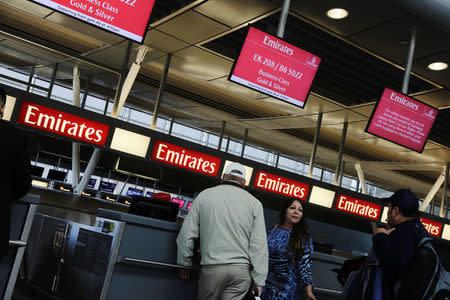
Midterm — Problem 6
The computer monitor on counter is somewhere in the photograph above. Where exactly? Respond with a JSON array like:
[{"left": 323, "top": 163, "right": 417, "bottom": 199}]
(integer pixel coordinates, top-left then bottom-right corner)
[{"left": 128, "top": 195, "right": 179, "bottom": 222}]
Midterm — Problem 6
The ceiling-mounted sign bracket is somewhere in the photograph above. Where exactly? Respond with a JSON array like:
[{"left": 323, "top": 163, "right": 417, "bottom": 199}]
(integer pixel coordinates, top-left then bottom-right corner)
[
  {"left": 277, "top": 0, "right": 291, "bottom": 38},
  {"left": 402, "top": 27, "right": 416, "bottom": 94}
]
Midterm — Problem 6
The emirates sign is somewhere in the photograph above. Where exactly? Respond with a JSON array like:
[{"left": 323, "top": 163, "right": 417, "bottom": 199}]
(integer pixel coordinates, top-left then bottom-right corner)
[
  {"left": 17, "top": 101, "right": 110, "bottom": 146},
  {"left": 335, "top": 194, "right": 381, "bottom": 221},
  {"left": 420, "top": 217, "right": 442, "bottom": 237},
  {"left": 151, "top": 140, "right": 221, "bottom": 176},
  {"left": 253, "top": 171, "right": 309, "bottom": 200}
]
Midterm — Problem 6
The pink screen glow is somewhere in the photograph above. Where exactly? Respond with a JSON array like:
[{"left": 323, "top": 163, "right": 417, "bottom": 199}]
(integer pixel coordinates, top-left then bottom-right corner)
[
  {"left": 30, "top": 0, "right": 155, "bottom": 43},
  {"left": 366, "top": 88, "right": 438, "bottom": 152},
  {"left": 229, "top": 26, "right": 320, "bottom": 108},
  {"left": 186, "top": 202, "right": 192, "bottom": 210},
  {"left": 171, "top": 198, "right": 186, "bottom": 209}
]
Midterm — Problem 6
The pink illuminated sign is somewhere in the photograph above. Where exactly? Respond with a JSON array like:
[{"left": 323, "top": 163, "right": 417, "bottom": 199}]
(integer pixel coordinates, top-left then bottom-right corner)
[
  {"left": 365, "top": 88, "right": 438, "bottom": 152},
  {"left": 228, "top": 26, "right": 321, "bottom": 108},
  {"left": 30, "top": 0, "right": 155, "bottom": 43},
  {"left": 172, "top": 198, "right": 186, "bottom": 209}
]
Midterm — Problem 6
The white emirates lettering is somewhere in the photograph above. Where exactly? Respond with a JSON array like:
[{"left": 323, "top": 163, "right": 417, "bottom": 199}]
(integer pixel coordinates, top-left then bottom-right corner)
[
  {"left": 422, "top": 221, "right": 440, "bottom": 236},
  {"left": 24, "top": 105, "right": 103, "bottom": 142},
  {"left": 337, "top": 196, "right": 379, "bottom": 219},
  {"left": 256, "top": 172, "right": 305, "bottom": 198},
  {"left": 155, "top": 143, "right": 217, "bottom": 174}
]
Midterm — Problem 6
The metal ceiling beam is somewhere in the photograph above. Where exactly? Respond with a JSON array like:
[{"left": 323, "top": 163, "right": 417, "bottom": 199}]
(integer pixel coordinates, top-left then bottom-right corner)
[
  {"left": 111, "top": 44, "right": 149, "bottom": 118},
  {"left": 439, "top": 163, "right": 449, "bottom": 218},
  {"left": 419, "top": 168, "right": 446, "bottom": 212},
  {"left": 151, "top": 53, "right": 171, "bottom": 130},
  {"left": 308, "top": 112, "right": 322, "bottom": 178},
  {"left": 333, "top": 122, "right": 348, "bottom": 185},
  {"left": 72, "top": 65, "right": 81, "bottom": 190},
  {"left": 355, "top": 161, "right": 368, "bottom": 195}
]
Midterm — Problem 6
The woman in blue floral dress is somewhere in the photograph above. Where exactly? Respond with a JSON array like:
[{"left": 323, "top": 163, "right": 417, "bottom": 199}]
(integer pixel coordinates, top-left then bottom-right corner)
[{"left": 261, "top": 198, "right": 316, "bottom": 300}]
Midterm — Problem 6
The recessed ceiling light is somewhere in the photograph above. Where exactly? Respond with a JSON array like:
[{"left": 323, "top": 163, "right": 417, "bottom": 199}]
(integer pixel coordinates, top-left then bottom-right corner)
[
  {"left": 326, "top": 8, "right": 349, "bottom": 19},
  {"left": 427, "top": 62, "right": 448, "bottom": 71}
]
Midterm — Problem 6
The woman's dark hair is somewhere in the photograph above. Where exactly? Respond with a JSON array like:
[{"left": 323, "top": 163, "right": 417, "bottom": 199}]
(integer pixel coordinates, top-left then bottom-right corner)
[{"left": 279, "top": 198, "right": 310, "bottom": 263}]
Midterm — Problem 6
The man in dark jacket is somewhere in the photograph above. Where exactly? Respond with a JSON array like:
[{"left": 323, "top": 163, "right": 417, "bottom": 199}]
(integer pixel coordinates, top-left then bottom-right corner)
[
  {"left": 0, "top": 87, "right": 32, "bottom": 256},
  {"left": 372, "top": 189, "right": 430, "bottom": 299}
]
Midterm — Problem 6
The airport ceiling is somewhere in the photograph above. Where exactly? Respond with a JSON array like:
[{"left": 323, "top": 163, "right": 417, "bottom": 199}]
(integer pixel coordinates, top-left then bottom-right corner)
[{"left": 0, "top": 0, "right": 449, "bottom": 199}]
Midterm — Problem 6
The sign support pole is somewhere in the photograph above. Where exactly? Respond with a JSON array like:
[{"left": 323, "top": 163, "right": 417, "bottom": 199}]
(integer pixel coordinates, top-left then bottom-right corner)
[
  {"left": 401, "top": 27, "right": 416, "bottom": 94},
  {"left": 151, "top": 54, "right": 171, "bottom": 130},
  {"left": 277, "top": 0, "right": 291, "bottom": 38},
  {"left": 308, "top": 112, "right": 322, "bottom": 177}
]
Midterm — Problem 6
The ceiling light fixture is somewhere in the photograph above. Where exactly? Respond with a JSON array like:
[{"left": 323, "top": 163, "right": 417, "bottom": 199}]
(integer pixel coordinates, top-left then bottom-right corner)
[
  {"left": 427, "top": 62, "right": 448, "bottom": 71},
  {"left": 326, "top": 8, "right": 349, "bottom": 19}
]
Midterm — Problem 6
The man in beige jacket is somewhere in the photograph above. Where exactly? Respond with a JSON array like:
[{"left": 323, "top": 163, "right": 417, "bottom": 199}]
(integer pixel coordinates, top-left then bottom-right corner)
[{"left": 177, "top": 162, "right": 268, "bottom": 299}]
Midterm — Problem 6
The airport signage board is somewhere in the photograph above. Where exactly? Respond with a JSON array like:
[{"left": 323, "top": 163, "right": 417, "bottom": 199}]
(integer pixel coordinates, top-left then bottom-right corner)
[
  {"left": 30, "top": 0, "right": 155, "bottom": 43},
  {"left": 17, "top": 101, "right": 110, "bottom": 146},
  {"left": 420, "top": 217, "right": 443, "bottom": 237},
  {"left": 151, "top": 140, "right": 222, "bottom": 176},
  {"left": 253, "top": 171, "right": 309, "bottom": 200},
  {"left": 229, "top": 26, "right": 320, "bottom": 108},
  {"left": 334, "top": 194, "right": 382, "bottom": 221},
  {"left": 365, "top": 87, "right": 438, "bottom": 153}
]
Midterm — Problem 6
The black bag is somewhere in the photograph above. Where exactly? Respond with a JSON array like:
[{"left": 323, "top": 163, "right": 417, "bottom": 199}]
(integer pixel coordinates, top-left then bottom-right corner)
[
  {"left": 396, "top": 237, "right": 450, "bottom": 300},
  {"left": 340, "top": 253, "right": 378, "bottom": 300}
]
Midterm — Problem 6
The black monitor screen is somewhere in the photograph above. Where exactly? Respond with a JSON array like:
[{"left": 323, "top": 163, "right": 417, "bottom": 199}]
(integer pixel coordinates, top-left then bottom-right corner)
[
  {"left": 47, "top": 170, "right": 67, "bottom": 181},
  {"left": 127, "top": 187, "right": 143, "bottom": 197},
  {"left": 31, "top": 165, "right": 45, "bottom": 177},
  {"left": 86, "top": 178, "right": 97, "bottom": 189},
  {"left": 99, "top": 181, "right": 116, "bottom": 193},
  {"left": 128, "top": 195, "right": 179, "bottom": 222}
]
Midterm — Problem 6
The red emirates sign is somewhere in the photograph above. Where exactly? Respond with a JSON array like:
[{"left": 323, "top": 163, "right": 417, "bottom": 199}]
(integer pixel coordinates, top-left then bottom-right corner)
[
  {"left": 17, "top": 101, "right": 109, "bottom": 146},
  {"left": 151, "top": 140, "right": 221, "bottom": 176},
  {"left": 253, "top": 171, "right": 309, "bottom": 199},
  {"left": 420, "top": 217, "right": 442, "bottom": 237},
  {"left": 335, "top": 194, "right": 381, "bottom": 220}
]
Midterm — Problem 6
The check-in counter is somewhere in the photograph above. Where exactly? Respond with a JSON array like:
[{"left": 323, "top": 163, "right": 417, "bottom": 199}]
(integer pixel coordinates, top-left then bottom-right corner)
[
  {"left": 0, "top": 194, "right": 39, "bottom": 300},
  {"left": 97, "top": 209, "right": 198, "bottom": 300},
  {"left": 97, "top": 208, "right": 344, "bottom": 300}
]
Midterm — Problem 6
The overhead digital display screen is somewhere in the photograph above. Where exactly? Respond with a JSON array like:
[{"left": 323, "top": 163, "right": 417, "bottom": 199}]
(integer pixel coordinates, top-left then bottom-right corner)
[
  {"left": 30, "top": 0, "right": 155, "bottom": 43},
  {"left": 229, "top": 26, "right": 321, "bottom": 108},
  {"left": 99, "top": 181, "right": 116, "bottom": 193},
  {"left": 127, "top": 187, "right": 143, "bottom": 197},
  {"left": 47, "top": 169, "right": 67, "bottom": 181},
  {"left": 365, "top": 88, "right": 438, "bottom": 153},
  {"left": 86, "top": 178, "right": 97, "bottom": 189}
]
